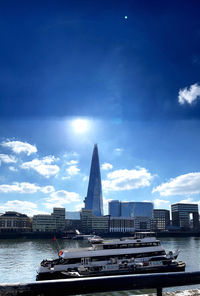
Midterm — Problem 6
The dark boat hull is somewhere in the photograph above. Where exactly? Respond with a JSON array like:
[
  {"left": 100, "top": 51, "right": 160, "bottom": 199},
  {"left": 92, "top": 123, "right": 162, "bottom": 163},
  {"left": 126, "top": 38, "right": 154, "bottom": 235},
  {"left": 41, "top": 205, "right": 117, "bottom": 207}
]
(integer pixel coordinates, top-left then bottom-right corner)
[{"left": 36, "top": 261, "right": 186, "bottom": 281}]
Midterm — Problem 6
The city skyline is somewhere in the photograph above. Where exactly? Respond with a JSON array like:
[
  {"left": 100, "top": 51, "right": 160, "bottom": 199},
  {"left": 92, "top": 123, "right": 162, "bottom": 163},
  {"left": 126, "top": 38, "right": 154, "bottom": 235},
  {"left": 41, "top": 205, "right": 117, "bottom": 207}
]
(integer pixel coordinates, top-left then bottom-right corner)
[{"left": 1, "top": 1, "right": 200, "bottom": 216}]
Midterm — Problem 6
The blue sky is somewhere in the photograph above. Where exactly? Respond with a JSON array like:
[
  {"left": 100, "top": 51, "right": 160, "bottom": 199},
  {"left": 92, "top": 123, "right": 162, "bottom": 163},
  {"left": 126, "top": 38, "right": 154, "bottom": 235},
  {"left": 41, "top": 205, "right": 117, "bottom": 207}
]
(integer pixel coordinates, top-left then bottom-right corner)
[{"left": 1, "top": 0, "right": 200, "bottom": 216}]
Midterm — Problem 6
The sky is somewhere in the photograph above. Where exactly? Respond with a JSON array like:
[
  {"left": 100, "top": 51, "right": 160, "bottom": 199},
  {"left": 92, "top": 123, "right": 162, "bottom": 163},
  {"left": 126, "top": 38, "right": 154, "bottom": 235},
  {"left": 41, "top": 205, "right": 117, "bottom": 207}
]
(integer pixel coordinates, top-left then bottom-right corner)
[{"left": 1, "top": 0, "right": 200, "bottom": 216}]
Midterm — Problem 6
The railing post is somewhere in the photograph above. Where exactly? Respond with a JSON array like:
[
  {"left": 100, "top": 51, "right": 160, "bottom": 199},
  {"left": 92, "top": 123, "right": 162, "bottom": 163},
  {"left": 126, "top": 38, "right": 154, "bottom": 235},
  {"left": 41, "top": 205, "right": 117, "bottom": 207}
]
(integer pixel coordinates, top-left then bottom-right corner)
[{"left": 157, "top": 287, "right": 162, "bottom": 296}]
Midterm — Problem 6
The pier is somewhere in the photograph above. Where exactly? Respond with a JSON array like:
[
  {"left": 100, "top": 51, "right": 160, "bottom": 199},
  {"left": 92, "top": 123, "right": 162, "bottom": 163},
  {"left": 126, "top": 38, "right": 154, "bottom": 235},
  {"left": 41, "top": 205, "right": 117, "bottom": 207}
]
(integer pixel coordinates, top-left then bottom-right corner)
[{"left": 1, "top": 271, "right": 200, "bottom": 296}]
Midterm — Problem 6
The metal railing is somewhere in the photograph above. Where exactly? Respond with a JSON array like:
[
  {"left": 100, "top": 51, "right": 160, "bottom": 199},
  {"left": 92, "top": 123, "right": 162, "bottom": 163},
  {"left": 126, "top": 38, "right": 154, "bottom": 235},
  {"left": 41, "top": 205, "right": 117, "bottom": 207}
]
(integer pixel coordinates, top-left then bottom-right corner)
[{"left": 1, "top": 271, "right": 200, "bottom": 296}]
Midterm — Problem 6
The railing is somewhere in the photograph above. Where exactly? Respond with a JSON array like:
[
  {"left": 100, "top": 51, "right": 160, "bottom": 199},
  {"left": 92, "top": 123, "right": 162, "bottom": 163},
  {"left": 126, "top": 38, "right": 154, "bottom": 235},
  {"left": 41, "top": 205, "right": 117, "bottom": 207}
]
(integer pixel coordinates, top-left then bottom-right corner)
[{"left": 1, "top": 271, "right": 200, "bottom": 296}]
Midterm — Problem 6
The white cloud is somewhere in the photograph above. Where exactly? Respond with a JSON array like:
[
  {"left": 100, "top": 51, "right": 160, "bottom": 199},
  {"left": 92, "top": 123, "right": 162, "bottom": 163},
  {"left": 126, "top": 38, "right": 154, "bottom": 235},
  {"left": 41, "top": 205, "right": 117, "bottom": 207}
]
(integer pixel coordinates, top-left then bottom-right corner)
[
  {"left": 152, "top": 172, "right": 200, "bottom": 196},
  {"left": 103, "top": 167, "right": 153, "bottom": 192},
  {"left": 103, "top": 196, "right": 114, "bottom": 215},
  {"left": 0, "top": 154, "right": 17, "bottom": 164},
  {"left": 61, "top": 176, "right": 71, "bottom": 180},
  {"left": 63, "top": 152, "right": 79, "bottom": 158},
  {"left": 83, "top": 176, "right": 88, "bottom": 182},
  {"left": 66, "top": 165, "right": 80, "bottom": 176},
  {"left": 43, "top": 190, "right": 81, "bottom": 209},
  {"left": 0, "top": 200, "right": 46, "bottom": 216},
  {"left": 178, "top": 83, "right": 200, "bottom": 104},
  {"left": 75, "top": 202, "right": 85, "bottom": 211},
  {"left": 153, "top": 199, "right": 170, "bottom": 208},
  {"left": 1, "top": 140, "right": 37, "bottom": 156},
  {"left": 8, "top": 166, "right": 18, "bottom": 172},
  {"left": 101, "top": 163, "right": 113, "bottom": 171},
  {"left": 66, "top": 160, "right": 78, "bottom": 165},
  {"left": 114, "top": 148, "right": 123, "bottom": 154},
  {"left": 0, "top": 182, "right": 55, "bottom": 194},
  {"left": 178, "top": 197, "right": 199, "bottom": 204},
  {"left": 40, "top": 186, "right": 55, "bottom": 194},
  {"left": 21, "top": 156, "right": 60, "bottom": 178}
]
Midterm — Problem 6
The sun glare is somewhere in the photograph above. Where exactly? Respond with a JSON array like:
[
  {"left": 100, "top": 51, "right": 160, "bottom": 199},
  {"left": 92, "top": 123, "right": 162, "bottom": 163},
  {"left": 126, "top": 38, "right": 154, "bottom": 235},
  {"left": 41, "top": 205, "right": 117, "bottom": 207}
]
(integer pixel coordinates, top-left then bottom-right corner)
[{"left": 72, "top": 119, "right": 89, "bottom": 133}]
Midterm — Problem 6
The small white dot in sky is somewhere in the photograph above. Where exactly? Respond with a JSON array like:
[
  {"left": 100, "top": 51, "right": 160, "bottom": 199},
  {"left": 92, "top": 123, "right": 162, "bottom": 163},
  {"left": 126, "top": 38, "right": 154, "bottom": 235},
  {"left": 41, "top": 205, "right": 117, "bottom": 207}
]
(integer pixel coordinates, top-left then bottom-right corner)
[{"left": 124, "top": 16, "right": 128, "bottom": 19}]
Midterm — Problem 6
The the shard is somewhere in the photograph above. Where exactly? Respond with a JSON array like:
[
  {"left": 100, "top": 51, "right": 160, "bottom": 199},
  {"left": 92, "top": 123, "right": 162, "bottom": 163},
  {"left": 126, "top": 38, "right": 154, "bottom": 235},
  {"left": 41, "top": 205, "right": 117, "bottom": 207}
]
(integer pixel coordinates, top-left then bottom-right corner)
[{"left": 84, "top": 144, "right": 103, "bottom": 216}]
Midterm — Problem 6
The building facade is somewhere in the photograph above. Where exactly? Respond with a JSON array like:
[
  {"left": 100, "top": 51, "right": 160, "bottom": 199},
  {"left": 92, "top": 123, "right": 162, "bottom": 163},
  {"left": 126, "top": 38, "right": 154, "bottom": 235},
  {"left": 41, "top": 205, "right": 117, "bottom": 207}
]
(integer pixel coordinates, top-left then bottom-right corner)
[
  {"left": 108, "top": 200, "right": 121, "bottom": 217},
  {"left": 32, "top": 215, "right": 56, "bottom": 232},
  {"left": 109, "top": 217, "right": 134, "bottom": 232},
  {"left": 134, "top": 217, "right": 152, "bottom": 231},
  {"left": 109, "top": 216, "right": 152, "bottom": 232},
  {"left": 52, "top": 208, "right": 65, "bottom": 232},
  {"left": 84, "top": 144, "right": 103, "bottom": 216},
  {"left": 171, "top": 203, "right": 199, "bottom": 230},
  {"left": 152, "top": 209, "right": 170, "bottom": 231},
  {"left": 109, "top": 201, "right": 153, "bottom": 218},
  {"left": 81, "top": 209, "right": 109, "bottom": 234},
  {"left": 0, "top": 211, "right": 32, "bottom": 232}
]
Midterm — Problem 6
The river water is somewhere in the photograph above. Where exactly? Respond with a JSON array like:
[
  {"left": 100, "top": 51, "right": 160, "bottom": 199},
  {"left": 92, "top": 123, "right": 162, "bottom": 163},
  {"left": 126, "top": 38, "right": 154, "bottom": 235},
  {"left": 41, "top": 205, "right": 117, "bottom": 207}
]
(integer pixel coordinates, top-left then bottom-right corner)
[{"left": 0, "top": 237, "right": 200, "bottom": 295}]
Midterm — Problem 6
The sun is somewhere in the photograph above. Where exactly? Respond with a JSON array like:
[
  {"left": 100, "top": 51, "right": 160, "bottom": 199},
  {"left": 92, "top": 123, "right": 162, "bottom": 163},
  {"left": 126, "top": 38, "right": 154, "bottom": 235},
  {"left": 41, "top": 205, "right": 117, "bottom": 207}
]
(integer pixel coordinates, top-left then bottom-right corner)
[{"left": 72, "top": 119, "right": 89, "bottom": 133}]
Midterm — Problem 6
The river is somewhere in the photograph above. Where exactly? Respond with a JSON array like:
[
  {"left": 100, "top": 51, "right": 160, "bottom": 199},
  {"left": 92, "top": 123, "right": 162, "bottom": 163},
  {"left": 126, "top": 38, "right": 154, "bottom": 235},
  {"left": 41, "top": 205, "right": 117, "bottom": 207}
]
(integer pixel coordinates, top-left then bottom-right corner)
[{"left": 0, "top": 237, "right": 200, "bottom": 295}]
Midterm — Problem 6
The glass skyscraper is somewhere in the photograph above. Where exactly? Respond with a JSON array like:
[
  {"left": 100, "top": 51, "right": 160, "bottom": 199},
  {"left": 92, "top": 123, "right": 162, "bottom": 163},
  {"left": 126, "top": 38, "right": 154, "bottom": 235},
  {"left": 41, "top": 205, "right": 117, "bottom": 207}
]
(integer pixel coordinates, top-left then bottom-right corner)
[
  {"left": 84, "top": 144, "right": 103, "bottom": 216},
  {"left": 109, "top": 201, "right": 153, "bottom": 218}
]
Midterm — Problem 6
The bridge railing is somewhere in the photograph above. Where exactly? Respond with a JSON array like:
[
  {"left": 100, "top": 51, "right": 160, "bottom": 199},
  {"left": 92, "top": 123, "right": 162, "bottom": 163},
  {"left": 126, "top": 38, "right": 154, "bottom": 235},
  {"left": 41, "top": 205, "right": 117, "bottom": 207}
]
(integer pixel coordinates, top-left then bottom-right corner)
[{"left": 1, "top": 271, "right": 200, "bottom": 296}]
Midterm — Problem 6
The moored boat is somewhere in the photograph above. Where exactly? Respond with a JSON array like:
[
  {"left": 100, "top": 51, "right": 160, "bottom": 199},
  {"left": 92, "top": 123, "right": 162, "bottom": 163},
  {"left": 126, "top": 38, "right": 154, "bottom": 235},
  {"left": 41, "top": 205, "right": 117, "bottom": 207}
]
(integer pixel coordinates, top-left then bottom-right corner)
[{"left": 36, "top": 232, "right": 186, "bottom": 281}]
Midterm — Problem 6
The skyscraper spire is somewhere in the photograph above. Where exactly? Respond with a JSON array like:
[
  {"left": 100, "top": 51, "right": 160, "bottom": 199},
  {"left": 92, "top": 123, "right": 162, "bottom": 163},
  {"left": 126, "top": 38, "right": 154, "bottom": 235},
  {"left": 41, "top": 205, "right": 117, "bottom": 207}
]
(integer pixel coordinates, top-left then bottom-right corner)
[{"left": 84, "top": 144, "right": 103, "bottom": 216}]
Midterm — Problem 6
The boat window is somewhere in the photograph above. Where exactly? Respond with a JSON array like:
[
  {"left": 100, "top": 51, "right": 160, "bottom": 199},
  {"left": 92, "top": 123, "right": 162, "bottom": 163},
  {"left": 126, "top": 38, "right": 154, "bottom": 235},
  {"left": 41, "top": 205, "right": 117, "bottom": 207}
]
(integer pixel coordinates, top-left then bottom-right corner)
[
  {"left": 67, "top": 258, "right": 81, "bottom": 264},
  {"left": 103, "top": 244, "right": 117, "bottom": 249},
  {"left": 120, "top": 244, "right": 128, "bottom": 248}
]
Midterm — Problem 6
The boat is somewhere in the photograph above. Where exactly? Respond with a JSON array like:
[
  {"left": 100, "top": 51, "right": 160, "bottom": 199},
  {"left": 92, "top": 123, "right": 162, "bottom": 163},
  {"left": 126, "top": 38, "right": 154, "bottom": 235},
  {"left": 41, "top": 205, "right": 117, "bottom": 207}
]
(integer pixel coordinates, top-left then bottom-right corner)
[
  {"left": 72, "top": 234, "right": 95, "bottom": 240},
  {"left": 36, "top": 232, "right": 185, "bottom": 281},
  {"left": 88, "top": 235, "right": 104, "bottom": 244},
  {"left": 72, "top": 229, "right": 95, "bottom": 240}
]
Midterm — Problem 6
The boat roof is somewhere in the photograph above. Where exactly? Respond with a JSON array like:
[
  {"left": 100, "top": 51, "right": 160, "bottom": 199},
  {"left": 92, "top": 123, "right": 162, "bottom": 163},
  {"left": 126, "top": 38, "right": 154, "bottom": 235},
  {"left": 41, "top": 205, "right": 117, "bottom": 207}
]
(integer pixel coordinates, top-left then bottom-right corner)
[
  {"left": 62, "top": 237, "right": 159, "bottom": 253},
  {"left": 97, "top": 237, "right": 159, "bottom": 246},
  {"left": 61, "top": 246, "right": 164, "bottom": 259}
]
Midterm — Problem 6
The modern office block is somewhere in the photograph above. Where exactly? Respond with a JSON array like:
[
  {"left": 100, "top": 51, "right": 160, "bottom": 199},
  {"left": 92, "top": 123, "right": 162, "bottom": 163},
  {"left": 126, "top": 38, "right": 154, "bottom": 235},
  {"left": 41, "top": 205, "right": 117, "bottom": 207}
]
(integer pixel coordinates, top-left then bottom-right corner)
[
  {"left": 120, "top": 202, "right": 153, "bottom": 218},
  {"left": 109, "top": 216, "right": 152, "bottom": 232},
  {"left": 81, "top": 209, "right": 109, "bottom": 234},
  {"left": 52, "top": 208, "right": 65, "bottom": 231},
  {"left": 109, "top": 200, "right": 121, "bottom": 217},
  {"left": 171, "top": 203, "right": 199, "bottom": 230},
  {"left": 152, "top": 209, "right": 170, "bottom": 231},
  {"left": 133, "top": 217, "right": 152, "bottom": 231},
  {"left": 66, "top": 211, "right": 81, "bottom": 220},
  {"left": 84, "top": 144, "right": 103, "bottom": 216},
  {"left": 32, "top": 215, "right": 56, "bottom": 232},
  {"left": 109, "top": 217, "right": 134, "bottom": 232}
]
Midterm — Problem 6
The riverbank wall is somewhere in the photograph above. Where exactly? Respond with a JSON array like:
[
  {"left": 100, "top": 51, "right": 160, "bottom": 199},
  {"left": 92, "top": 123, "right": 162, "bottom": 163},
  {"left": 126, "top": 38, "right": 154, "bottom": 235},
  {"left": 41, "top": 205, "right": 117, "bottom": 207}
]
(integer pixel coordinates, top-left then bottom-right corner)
[{"left": 1, "top": 231, "right": 200, "bottom": 239}]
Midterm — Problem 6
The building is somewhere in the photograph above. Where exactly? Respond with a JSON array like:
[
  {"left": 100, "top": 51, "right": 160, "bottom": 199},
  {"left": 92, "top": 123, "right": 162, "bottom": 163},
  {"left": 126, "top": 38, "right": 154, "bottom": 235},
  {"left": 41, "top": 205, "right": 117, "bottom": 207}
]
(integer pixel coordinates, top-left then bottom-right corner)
[
  {"left": 32, "top": 208, "right": 66, "bottom": 232},
  {"left": 66, "top": 211, "right": 80, "bottom": 220},
  {"left": 109, "top": 217, "right": 134, "bottom": 232},
  {"left": 32, "top": 215, "right": 56, "bottom": 232},
  {"left": 65, "top": 219, "right": 82, "bottom": 232},
  {"left": 84, "top": 144, "right": 103, "bottom": 216},
  {"left": 81, "top": 209, "right": 109, "bottom": 234},
  {"left": 152, "top": 209, "right": 170, "bottom": 231},
  {"left": 109, "top": 201, "right": 153, "bottom": 218},
  {"left": 0, "top": 211, "right": 32, "bottom": 232},
  {"left": 65, "top": 211, "right": 81, "bottom": 232},
  {"left": 109, "top": 200, "right": 121, "bottom": 217},
  {"left": 109, "top": 216, "right": 152, "bottom": 232},
  {"left": 52, "top": 208, "right": 65, "bottom": 232},
  {"left": 171, "top": 203, "right": 199, "bottom": 230},
  {"left": 133, "top": 217, "right": 152, "bottom": 231}
]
